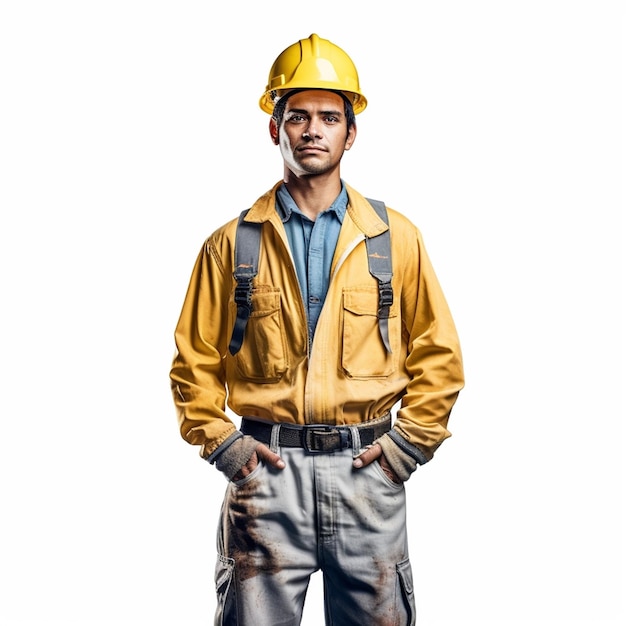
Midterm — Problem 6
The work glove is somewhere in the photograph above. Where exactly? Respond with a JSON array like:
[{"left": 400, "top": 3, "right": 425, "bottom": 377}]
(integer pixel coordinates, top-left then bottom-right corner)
[
  {"left": 214, "top": 434, "right": 260, "bottom": 481},
  {"left": 375, "top": 433, "right": 419, "bottom": 482}
]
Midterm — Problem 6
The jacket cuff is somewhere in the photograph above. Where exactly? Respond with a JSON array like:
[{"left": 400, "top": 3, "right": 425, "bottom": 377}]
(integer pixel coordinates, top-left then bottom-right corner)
[{"left": 387, "top": 428, "right": 431, "bottom": 465}]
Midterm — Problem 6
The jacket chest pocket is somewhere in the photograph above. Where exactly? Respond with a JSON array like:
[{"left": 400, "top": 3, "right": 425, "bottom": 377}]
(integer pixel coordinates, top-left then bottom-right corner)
[
  {"left": 231, "top": 287, "right": 288, "bottom": 382},
  {"left": 341, "top": 287, "right": 399, "bottom": 378}
]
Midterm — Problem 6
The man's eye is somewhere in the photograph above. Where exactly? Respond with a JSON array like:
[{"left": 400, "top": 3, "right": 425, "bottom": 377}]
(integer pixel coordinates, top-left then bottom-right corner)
[
  {"left": 288, "top": 114, "right": 305, "bottom": 122},
  {"left": 324, "top": 116, "right": 339, "bottom": 123}
]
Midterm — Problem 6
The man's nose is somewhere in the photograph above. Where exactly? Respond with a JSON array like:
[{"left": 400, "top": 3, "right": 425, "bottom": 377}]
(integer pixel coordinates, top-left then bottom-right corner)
[{"left": 305, "top": 118, "right": 322, "bottom": 139}]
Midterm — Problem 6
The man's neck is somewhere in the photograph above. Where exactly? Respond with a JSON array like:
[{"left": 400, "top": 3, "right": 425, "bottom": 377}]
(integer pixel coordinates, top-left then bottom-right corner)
[{"left": 283, "top": 171, "right": 342, "bottom": 221}]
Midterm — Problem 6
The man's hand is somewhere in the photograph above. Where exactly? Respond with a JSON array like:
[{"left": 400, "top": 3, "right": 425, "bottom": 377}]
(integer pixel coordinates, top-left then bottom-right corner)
[
  {"left": 232, "top": 443, "right": 285, "bottom": 481},
  {"left": 353, "top": 443, "right": 401, "bottom": 484}
]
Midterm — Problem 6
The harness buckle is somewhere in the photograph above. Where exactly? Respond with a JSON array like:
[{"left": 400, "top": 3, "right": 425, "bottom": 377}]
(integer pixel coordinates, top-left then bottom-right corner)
[
  {"left": 378, "top": 281, "right": 393, "bottom": 317},
  {"left": 233, "top": 278, "right": 253, "bottom": 308}
]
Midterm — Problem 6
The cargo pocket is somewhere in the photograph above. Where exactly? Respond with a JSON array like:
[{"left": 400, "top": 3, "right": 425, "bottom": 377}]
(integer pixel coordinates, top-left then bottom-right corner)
[
  {"left": 397, "top": 557, "right": 416, "bottom": 626},
  {"left": 215, "top": 554, "right": 236, "bottom": 625},
  {"left": 341, "top": 286, "right": 398, "bottom": 378},
  {"left": 232, "top": 287, "right": 288, "bottom": 382}
]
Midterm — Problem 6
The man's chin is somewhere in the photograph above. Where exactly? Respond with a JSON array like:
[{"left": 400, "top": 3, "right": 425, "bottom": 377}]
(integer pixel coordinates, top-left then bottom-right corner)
[{"left": 295, "top": 161, "right": 331, "bottom": 176}]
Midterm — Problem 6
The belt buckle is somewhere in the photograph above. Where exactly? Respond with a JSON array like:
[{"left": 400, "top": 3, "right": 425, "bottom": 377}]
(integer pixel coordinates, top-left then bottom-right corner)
[{"left": 302, "top": 425, "right": 349, "bottom": 453}]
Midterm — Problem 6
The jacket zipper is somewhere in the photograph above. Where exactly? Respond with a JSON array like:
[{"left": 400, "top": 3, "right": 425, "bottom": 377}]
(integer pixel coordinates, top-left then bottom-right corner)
[{"left": 304, "top": 234, "right": 365, "bottom": 424}]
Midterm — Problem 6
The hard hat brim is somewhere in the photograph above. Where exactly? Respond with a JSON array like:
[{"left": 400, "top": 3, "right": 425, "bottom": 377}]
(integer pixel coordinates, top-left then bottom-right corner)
[{"left": 259, "top": 88, "right": 367, "bottom": 115}]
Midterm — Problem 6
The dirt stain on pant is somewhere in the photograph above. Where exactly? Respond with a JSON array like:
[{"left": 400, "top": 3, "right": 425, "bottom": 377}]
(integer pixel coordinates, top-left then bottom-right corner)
[{"left": 224, "top": 479, "right": 281, "bottom": 582}]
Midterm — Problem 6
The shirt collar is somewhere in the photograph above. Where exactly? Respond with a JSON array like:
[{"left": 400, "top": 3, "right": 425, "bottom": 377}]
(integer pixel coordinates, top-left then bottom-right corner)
[{"left": 276, "top": 182, "right": 348, "bottom": 223}]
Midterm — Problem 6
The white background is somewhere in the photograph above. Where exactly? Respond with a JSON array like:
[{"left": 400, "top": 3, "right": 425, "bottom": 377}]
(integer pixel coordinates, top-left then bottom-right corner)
[{"left": 1, "top": 1, "right": 624, "bottom": 624}]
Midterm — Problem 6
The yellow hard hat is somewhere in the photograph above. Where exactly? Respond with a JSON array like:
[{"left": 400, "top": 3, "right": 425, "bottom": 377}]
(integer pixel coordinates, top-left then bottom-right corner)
[{"left": 259, "top": 33, "right": 367, "bottom": 115}]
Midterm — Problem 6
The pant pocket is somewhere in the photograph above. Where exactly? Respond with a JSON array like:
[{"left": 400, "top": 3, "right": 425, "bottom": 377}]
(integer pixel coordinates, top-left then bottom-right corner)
[
  {"left": 397, "top": 557, "right": 416, "bottom": 626},
  {"left": 215, "top": 554, "right": 236, "bottom": 626}
]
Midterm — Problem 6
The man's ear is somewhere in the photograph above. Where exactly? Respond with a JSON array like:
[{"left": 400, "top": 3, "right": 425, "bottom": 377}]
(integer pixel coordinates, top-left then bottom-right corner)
[
  {"left": 269, "top": 118, "right": 279, "bottom": 145},
  {"left": 344, "top": 123, "right": 357, "bottom": 150}
]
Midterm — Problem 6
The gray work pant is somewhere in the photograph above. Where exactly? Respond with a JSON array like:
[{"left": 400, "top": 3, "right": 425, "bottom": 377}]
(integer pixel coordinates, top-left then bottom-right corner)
[{"left": 214, "top": 435, "right": 416, "bottom": 625}]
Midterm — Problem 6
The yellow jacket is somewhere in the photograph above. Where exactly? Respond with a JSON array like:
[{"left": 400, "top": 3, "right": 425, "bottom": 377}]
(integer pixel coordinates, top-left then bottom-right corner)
[{"left": 170, "top": 182, "right": 464, "bottom": 461}]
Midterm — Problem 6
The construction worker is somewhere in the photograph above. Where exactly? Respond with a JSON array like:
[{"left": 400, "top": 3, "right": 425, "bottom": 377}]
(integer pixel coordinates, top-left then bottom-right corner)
[{"left": 170, "top": 34, "right": 464, "bottom": 625}]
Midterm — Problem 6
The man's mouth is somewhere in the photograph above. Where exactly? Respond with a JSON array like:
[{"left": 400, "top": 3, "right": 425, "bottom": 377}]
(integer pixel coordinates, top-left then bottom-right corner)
[{"left": 298, "top": 145, "right": 326, "bottom": 153}]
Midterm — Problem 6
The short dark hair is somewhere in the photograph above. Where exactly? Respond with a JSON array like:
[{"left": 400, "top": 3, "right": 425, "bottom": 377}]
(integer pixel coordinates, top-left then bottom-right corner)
[{"left": 272, "top": 89, "right": 356, "bottom": 133}]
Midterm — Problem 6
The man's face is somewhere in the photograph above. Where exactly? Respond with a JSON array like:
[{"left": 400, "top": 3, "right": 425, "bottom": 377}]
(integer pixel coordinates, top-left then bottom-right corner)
[{"left": 270, "top": 90, "right": 356, "bottom": 178}]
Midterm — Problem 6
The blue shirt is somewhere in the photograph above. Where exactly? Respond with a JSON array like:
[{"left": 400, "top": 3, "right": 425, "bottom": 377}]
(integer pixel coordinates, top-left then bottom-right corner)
[{"left": 276, "top": 183, "right": 348, "bottom": 345}]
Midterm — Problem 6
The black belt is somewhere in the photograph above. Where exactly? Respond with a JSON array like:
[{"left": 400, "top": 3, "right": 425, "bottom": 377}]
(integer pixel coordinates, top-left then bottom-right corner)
[{"left": 241, "top": 415, "right": 391, "bottom": 454}]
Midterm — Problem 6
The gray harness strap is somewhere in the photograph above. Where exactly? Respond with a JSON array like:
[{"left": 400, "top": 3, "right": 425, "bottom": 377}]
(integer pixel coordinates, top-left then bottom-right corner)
[
  {"left": 228, "top": 209, "right": 260, "bottom": 355},
  {"left": 228, "top": 200, "right": 393, "bottom": 355},
  {"left": 364, "top": 198, "right": 394, "bottom": 353}
]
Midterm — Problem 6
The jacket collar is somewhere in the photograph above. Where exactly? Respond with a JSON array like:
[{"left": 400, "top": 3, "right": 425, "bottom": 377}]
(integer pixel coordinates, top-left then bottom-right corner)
[
  {"left": 344, "top": 183, "right": 389, "bottom": 238},
  {"left": 245, "top": 181, "right": 389, "bottom": 239}
]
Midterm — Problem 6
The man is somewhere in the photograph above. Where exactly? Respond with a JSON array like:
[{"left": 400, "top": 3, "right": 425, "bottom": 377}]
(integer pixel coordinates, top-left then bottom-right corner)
[{"left": 170, "top": 33, "right": 464, "bottom": 625}]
